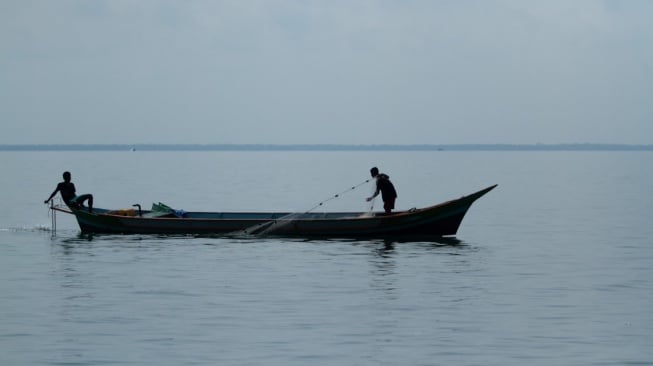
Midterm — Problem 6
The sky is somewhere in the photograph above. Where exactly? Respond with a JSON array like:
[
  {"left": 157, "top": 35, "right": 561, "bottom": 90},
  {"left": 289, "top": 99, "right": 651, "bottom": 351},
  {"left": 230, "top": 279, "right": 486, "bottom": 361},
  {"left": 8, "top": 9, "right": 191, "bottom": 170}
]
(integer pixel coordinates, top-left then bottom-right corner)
[{"left": 1, "top": 0, "right": 652, "bottom": 145}]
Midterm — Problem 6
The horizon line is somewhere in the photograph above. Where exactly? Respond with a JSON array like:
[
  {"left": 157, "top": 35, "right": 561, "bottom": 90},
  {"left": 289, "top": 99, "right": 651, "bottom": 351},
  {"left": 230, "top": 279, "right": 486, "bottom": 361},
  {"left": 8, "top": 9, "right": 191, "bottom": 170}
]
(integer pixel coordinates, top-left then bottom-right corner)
[{"left": 1, "top": 143, "right": 653, "bottom": 151}]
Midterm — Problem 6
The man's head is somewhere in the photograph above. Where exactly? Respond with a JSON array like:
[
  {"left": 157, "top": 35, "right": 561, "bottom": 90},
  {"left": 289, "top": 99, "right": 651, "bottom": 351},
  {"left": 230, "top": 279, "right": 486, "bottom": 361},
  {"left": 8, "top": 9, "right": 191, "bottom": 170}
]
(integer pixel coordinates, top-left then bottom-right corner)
[
  {"left": 63, "top": 171, "right": 71, "bottom": 182},
  {"left": 370, "top": 167, "right": 379, "bottom": 178}
]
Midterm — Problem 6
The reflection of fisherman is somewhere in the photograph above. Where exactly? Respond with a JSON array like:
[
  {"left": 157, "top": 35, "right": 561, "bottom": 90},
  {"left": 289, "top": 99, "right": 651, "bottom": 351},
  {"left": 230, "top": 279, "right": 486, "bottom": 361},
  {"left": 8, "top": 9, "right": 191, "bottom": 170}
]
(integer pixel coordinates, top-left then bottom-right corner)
[
  {"left": 45, "top": 171, "right": 94, "bottom": 213},
  {"left": 366, "top": 167, "right": 397, "bottom": 213}
]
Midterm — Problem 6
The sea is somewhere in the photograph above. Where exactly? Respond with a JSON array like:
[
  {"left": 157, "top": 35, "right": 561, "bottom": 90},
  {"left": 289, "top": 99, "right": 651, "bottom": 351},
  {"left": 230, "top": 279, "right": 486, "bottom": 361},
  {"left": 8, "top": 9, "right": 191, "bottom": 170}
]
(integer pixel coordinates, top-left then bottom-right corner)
[{"left": 1, "top": 150, "right": 652, "bottom": 366}]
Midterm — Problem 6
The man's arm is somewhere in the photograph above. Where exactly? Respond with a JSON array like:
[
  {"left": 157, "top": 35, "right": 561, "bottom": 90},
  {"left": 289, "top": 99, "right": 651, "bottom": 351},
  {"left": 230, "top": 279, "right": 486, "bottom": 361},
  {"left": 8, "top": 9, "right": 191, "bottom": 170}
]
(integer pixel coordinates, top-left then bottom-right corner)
[
  {"left": 45, "top": 185, "right": 59, "bottom": 203},
  {"left": 366, "top": 188, "right": 380, "bottom": 202}
]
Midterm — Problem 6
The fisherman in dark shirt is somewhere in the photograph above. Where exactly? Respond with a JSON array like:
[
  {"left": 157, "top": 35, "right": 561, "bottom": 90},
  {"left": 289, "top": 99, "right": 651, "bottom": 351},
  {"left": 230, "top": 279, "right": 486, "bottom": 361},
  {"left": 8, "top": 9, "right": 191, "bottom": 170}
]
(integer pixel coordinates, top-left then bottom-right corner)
[
  {"left": 45, "top": 171, "right": 94, "bottom": 213},
  {"left": 366, "top": 167, "right": 398, "bottom": 213}
]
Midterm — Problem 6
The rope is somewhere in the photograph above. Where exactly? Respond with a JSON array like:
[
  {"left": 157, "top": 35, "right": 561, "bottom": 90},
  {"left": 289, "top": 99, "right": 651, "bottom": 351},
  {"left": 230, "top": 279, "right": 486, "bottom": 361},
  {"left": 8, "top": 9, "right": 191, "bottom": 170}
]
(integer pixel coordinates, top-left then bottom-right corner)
[
  {"left": 303, "top": 178, "right": 371, "bottom": 214},
  {"left": 48, "top": 199, "right": 57, "bottom": 237},
  {"left": 237, "top": 178, "right": 373, "bottom": 236}
]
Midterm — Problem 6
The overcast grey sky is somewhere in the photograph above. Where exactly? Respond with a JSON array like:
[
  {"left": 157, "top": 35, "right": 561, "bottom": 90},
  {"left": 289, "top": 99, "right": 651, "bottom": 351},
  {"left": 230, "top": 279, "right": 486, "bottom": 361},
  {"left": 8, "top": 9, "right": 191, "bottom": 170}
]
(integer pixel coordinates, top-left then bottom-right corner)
[{"left": 1, "top": 0, "right": 651, "bottom": 145}]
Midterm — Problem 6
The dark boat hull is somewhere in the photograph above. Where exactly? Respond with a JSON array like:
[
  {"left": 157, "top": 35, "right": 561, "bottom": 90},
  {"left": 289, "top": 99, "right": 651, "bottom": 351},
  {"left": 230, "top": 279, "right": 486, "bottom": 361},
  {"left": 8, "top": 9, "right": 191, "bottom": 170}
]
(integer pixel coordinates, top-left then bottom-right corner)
[{"left": 57, "top": 185, "right": 497, "bottom": 237}]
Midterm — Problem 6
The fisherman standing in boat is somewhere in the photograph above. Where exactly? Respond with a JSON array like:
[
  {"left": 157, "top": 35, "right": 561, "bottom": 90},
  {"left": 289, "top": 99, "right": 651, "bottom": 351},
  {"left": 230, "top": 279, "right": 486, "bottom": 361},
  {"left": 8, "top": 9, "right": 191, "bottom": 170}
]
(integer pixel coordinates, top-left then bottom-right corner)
[
  {"left": 45, "top": 171, "right": 94, "bottom": 213},
  {"left": 366, "top": 167, "right": 397, "bottom": 213}
]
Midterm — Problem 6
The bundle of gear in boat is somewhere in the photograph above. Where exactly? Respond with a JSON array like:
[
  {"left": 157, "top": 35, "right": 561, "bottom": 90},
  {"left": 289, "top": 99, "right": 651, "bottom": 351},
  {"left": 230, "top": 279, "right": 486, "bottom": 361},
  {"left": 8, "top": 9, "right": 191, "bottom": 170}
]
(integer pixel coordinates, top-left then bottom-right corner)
[{"left": 107, "top": 202, "right": 186, "bottom": 218}]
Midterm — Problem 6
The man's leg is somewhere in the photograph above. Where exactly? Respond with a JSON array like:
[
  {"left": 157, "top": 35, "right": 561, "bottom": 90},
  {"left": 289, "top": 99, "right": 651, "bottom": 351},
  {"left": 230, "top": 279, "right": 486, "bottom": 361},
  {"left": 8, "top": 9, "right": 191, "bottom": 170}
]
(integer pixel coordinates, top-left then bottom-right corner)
[{"left": 77, "top": 194, "right": 94, "bottom": 213}]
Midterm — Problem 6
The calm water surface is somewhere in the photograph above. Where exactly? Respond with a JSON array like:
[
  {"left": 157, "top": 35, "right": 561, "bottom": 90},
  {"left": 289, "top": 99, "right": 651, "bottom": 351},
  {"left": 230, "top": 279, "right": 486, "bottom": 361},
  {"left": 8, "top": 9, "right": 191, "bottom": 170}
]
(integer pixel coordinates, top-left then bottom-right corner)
[{"left": 1, "top": 151, "right": 652, "bottom": 365}]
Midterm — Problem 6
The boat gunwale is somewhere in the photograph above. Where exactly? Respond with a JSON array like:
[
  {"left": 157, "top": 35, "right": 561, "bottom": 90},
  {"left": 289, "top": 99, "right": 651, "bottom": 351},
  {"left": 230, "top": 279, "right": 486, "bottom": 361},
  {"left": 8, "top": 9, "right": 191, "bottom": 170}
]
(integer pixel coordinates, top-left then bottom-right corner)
[
  {"left": 69, "top": 184, "right": 497, "bottom": 221},
  {"left": 54, "top": 184, "right": 497, "bottom": 236}
]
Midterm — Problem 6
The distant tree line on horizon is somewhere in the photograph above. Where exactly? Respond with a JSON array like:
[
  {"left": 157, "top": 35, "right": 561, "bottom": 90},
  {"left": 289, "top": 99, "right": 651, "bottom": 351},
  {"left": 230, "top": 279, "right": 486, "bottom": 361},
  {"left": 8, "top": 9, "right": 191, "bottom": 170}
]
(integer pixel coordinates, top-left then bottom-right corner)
[{"left": 1, "top": 144, "right": 652, "bottom": 151}]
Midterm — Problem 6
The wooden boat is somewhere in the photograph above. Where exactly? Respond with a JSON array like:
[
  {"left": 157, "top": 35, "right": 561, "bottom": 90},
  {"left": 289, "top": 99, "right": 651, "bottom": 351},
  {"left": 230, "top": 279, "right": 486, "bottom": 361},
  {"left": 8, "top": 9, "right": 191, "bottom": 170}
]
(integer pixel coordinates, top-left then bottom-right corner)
[{"left": 51, "top": 185, "right": 497, "bottom": 237}]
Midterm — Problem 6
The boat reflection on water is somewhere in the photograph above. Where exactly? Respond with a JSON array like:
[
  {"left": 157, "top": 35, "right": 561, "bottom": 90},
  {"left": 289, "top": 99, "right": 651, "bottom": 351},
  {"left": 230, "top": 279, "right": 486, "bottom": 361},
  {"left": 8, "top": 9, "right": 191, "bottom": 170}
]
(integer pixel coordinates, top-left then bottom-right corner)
[{"left": 59, "top": 230, "right": 467, "bottom": 246}]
